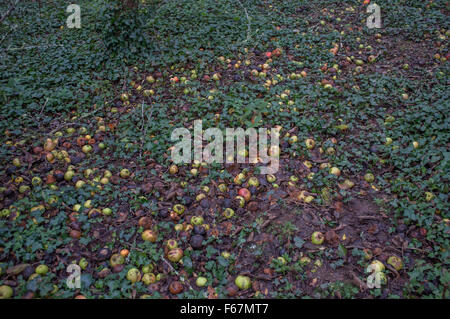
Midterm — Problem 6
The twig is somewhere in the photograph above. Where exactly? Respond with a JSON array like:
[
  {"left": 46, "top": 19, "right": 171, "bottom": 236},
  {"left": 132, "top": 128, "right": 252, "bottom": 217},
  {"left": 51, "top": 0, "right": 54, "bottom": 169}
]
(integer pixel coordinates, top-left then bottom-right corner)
[
  {"left": 161, "top": 256, "right": 195, "bottom": 292},
  {"left": 236, "top": 0, "right": 251, "bottom": 44},
  {"left": 38, "top": 97, "right": 49, "bottom": 116},
  {"left": 4, "top": 43, "right": 65, "bottom": 52},
  {"left": 0, "top": 0, "right": 20, "bottom": 25}
]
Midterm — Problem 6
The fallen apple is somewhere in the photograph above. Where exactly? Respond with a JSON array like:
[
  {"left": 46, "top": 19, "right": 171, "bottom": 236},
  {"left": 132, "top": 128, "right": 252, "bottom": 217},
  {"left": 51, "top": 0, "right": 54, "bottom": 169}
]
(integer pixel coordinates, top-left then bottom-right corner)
[
  {"left": 169, "top": 164, "right": 178, "bottom": 174},
  {"left": 79, "top": 258, "right": 88, "bottom": 270},
  {"left": 126, "top": 268, "right": 141, "bottom": 283},
  {"left": 173, "top": 204, "right": 186, "bottom": 215},
  {"left": 120, "top": 168, "right": 131, "bottom": 178},
  {"left": 387, "top": 256, "right": 403, "bottom": 271},
  {"left": 142, "top": 230, "right": 158, "bottom": 242},
  {"left": 191, "top": 216, "right": 204, "bottom": 225},
  {"left": 110, "top": 254, "right": 125, "bottom": 267},
  {"left": 248, "top": 177, "right": 259, "bottom": 187},
  {"left": 0, "top": 285, "right": 13, "bottom": 299},
  {"left": 64, "top": 170, "right": 74, "bottom": 181},
  {"left": 305, "top": 138, "right": 315, "bottom": 149},
  {"left": 142, "top": 273, "right": 156, "bottom": 285},
  {"left": 235, "top": 275, "right": 251, "bottom": 290},
  {"left": 364, "top": 173, "right": 374, "bottom": 183},
  {"left": 167, "top": 248, "right": 183, "bottom": 263},
  {"left": 223, "top": 208, "right": 235, "bottom": 219},
  {"left": 190, "top": 234, "right": 204, "bottom": 250},
  {"left": 369, "top": 260, "right": 385, "bottom": 273},
  {"left": 235, "top": 196, "right": 245, "bottom": 208},
  {"left": 238, "top": 188, "right": 251, "bottom": 201},
  {"left": 166, "top": 239, "right": 178, "bottom": 250},
  {"left": 330, "top": 167, "right": 341, "bottom": 176},
  {"left": 35, "top": 264, "right": 49, "bottom": 275},
  {"left": 196, "top": 276, "right": 207, "bottom": 287},
  {"left": 82, "top": 145, "right": 92, "bottom": 154},
  {"left": 311, "top": 231, "right": 324, "bottom": 245},
  {"left": 142, "top": 264, "right": 154, "bottom": 274},
  {"left": 169, "top": 281, "right": 184, "bottom": 294}
]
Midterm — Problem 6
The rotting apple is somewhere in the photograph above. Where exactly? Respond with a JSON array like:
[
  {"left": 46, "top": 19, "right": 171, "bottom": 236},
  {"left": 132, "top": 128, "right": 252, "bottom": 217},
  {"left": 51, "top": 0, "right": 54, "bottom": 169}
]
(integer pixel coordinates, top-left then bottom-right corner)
[
  {"left": 173, "top": 204, "right": 186, "bottom": 215},
  {"left": 235, "top": 196, "right": 245, "bottom": 208},
  {"left": 305, "top": 138, "right": 315, "bottom": 149},
  {"left": 142, "top": 230, "right": 158, "bottom": 242},
  {"left": 218, "top": 183, "right": 228, "bottom": 192},
  {"left": 364, "top": 173, "right": 375, "bottom": 183},
  {"left": 169, "top": 281, "right": 184, "bottom": 294},
  {"left": 120, "top": 168, "right": 131, "bottom": 178},
  {"left": 191, "top": 216, "right": 204, "bottom": 225},
  {"left": 223, "top": 208, "right": 235, "bottom": 219},
  {"left": 248, "top": 177, "right": 259, "bottom": 187},
  {"left": 142, "top": 273, "right": 156, "bottom": 285},
  {"left": 311, "top": 231, "right": 324, "bottom": 245},
  {"left": 387, "top": 256, "right": 403, "bottom": 271},
  {"left": 238, "top": 188, "right": 251, "bottom": 201},
  {"left": 167, "top": 248, "right": 183, "bottom": 263},
  {"left": 166, "top": 239, "right": 178, "bottom": 250},
  {"left": 126, "top": 268, "right": 141, "bottom": 283},
  {"left": 110, "top": 254, "right": 125, "bottom": 267}
]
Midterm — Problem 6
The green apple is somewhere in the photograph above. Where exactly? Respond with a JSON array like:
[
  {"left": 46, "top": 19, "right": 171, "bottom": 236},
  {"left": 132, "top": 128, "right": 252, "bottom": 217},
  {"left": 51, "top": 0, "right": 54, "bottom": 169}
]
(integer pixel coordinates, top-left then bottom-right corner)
[
  {"left": 369, "top": 260, "right": 385, "bottom": 273},
  {"left": 167, "top": 248, "right": 183, "bottom": 263},
  {"left": 235, "top": 275, "right": 251, "bottom": 290},
  {"left": 173, "top": 204, "right": 186, "bottom": 215},
  {"left": 191, "top": 216, "right": 204, "bottom": 225},
  {"left": 142, "top": 230, "right": 157, "bottom": 242},
  {"left": 142, "top": 273, "right": 156, "bottom": 285},
  {"left": 0, "top": 285, "right": 13, "bottom": 299},
  {"left": 330, "top": 167, "right": 341, "bottom": 176},
  {"left": 32, "top": 176, "right": 42, "bottom": 186},
  {"left": 311, "top": 231, "right": 324, "bottom": 245},
  {"left": 75, "top": 180, "right": 85, "bottom": 189},
  {"left": 248, "top": 177, "right": 259, "bottom": 187},
  {"left": 35, "top": 264, "right": 49, "bottom": 275},
  {"left": 120, "top": 168, "right": 131, "bottom": 178},
  {"left": 110, "top": 254, "right": 125, "bottom": 267},
  {"left": 364, "top": 173, "right": 374, "bottom": 183},
  {"left": 126, "top": 268, "right": 141, "bottom": 283},
  {"left": 387, "top": 256, "right": 403, "bottom": 271},
  {"left": 223, "top": 208, "right": 234, "bottom": 219},
  {"left": 82, "top": 145, "right": 92, "bottom": 154},
  {"left": 102, "top": 208, "right": 112, "bottom": 216},
  {"left": 64, "top": 170, "right": 74, "bottom": 181},
  {"left": 305, "top": 138, "right": 315, "bottom": 149},
  {"left": 166, "top": 239, "right": 178, "bottom": 250},
  {"left": 79, "top": 258, "right": 88, "bottom": 270},
  {"left": 196, "top": 276, "right": 207, "bottom": 287}
]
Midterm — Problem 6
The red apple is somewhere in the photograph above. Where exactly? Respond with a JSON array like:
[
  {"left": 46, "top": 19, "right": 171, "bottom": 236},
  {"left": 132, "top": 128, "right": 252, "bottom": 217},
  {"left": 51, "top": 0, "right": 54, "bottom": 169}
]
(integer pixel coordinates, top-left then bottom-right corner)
[{"left": 238, "top": 188, "right": 251, "bottom": 201}]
